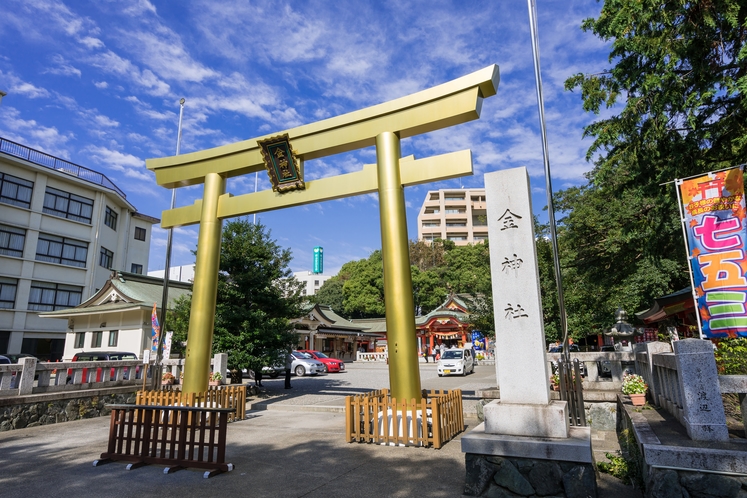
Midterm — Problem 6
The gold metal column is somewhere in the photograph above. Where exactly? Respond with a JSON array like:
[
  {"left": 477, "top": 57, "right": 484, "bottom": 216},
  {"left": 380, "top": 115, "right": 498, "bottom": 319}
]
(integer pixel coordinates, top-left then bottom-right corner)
[
  {"left": 182, "top": 172, "right": 225, "bottom": 394},
  {"left": 376, "top": 131, "right": 422, "bottom": 401}
]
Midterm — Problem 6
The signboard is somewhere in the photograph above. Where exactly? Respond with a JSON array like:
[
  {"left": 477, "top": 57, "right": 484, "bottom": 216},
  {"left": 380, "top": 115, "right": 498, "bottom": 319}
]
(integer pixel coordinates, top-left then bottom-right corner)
[
  {"left": 678, "top": 166, "right": 747, "bottom": 338},
  {"left": 151, "top": 303, "right": 160, "bottom": 353},
  {"left": 313, "top": 246, "right": 323, "bottom": 274}
]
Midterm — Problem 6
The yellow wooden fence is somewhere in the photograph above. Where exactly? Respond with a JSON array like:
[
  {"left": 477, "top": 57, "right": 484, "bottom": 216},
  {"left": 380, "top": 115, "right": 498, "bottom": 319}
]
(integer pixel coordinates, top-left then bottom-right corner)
[
  {"left": 345, "top": 388, "right": 463, "bottom": 449},
  {"left": 136, "top": 385, "right": 246, "bottom": 422}
]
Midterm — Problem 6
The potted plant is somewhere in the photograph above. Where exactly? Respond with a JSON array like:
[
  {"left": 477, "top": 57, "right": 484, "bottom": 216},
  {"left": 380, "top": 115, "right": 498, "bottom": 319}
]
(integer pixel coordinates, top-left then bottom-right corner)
[
  {"left": 162, "top": 371, "right": 176, "bottom": 385},
  {"left": 209, "top": 371, "right": 223, "bottom": 386},
  {"left": 550, "top": 373, "right": 560, "bottom": 391},
  {"left": 622, "top": 373, "right": 647, "bottom": 405}
]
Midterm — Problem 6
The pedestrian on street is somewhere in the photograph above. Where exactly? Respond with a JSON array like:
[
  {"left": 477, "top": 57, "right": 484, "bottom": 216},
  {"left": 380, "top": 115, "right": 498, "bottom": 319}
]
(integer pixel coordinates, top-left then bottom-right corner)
[
  {"left": 431, "top": 347, "right": 437, "bottom": 363},
  {"left": 423, "top": 346, "right": 430, "bottom": 363},
  {"left": 284, "top": 351, "right": 293, "bottom": 389}
]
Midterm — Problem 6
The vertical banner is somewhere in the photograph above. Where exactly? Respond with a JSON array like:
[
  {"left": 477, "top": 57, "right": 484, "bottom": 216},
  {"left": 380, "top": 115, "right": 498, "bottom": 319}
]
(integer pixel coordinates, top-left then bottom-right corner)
[
  {"left": 162, "top": 331, "right": 173, "bottom": 360},
  {"left": 151, "top": 302, "right": 160, "bottom": 353},
  {"left": 678, "top": 166, "right": 747, "bottom": 338}
]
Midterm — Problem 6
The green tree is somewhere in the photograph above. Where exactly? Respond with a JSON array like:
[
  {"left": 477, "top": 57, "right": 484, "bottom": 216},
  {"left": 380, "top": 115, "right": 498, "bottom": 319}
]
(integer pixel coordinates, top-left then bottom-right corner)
[
  {"left": 340, "top": 250, "right": 386, "bottom": 318},
  {"left": 559, "top": 0, "right": 747, "bottom": 334},
  {"left": 169, "top": 220, "right": 303, "bottom": 373},
  {"left": 312, "top": 276, "right": 344, "bottom": 312}
]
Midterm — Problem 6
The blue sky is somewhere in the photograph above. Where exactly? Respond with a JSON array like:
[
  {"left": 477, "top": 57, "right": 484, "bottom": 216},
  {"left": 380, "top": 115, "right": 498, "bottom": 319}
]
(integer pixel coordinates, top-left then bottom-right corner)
[{"left": 0, "top": 0, "right": 613, "bottom": 276}]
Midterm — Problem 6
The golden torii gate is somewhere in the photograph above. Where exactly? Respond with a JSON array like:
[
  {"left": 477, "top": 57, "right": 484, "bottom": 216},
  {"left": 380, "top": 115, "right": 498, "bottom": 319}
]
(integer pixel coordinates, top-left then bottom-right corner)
[{"left": 146, "top": 65, "right": 499, "bottom": 400}]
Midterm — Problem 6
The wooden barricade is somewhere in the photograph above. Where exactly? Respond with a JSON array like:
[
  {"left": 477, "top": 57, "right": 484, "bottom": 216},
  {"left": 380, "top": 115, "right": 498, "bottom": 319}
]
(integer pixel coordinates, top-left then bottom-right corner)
[
  {"left": 345, "top": 388, "right": 463, "bottom": 449},
  {"left": 136, "top": 385, "right": 246, "bottom": 422},
  {"left": 95, "top": 404, "right": 234, "bottom": 478}
]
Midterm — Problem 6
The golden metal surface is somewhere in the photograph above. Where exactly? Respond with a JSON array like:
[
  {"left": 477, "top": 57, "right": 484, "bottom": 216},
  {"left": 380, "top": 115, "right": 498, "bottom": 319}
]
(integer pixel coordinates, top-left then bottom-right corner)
[
  {"left": 181, "top": 172, "right": 225, "bottom": 394},
  {"left": 160, "top": 150, "right": 473, "bottom": 228},
  {"left": 377, "top": 132, "right": 422, "bottom": 402},
  {"left": 146, "top": 65, "right": 498, "bottom": 188}
]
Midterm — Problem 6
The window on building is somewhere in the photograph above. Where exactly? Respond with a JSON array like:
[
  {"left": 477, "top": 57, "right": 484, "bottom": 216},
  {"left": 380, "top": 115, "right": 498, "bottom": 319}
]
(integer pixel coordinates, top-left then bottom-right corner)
[
  {"left": 0, "top": 277, "right": 18, "bottom": 309},
  {"left": 446, "top": 222, "right": 466, "bottom": 227},
  {"left": 444, "top": 195, "right": 465, "bottom": 201},
  {"left": 422, "top": 222, "right": 440, "bottom": 228},
  {"left": 0, "top": 172, "right": 34, "bottom": 209},
  {"left": 0, "top": 224, "right": 26, "bottom": 257},
  {"left": 108, "top": 330, "right": 118, "bottom": 347},
  {"left": 134, "top": 227, "right": 146, "bottom": 241},
  {"left": 314, "top": 280, "right": 320, "bottom": 286},
  {"left": 425, "top": 208, "right": 440, "bottom": 215},
  {"left": 104, "top": 206, "right": 118, "bottom": 230},
  {"left": 28, "top": 281, "right": 83, "bottom": 311},
  {"left": 447, "top": 235, "right": 467, "bottom": 241},
  {"left": 75, "top": 332, "right": 85, "bottom": 348},
  {"left": 444, "top": 208, "right": 464, "bottom": 214},
  {"left": 131, "top": 263, "right": 143, "bottom": 274},
  {"left": 92, "top": 331, "right": 103, "bottom": 348},
  {"left": 36, "top": 234, "right": 88, "bottom": 268},
  {"left": 43, "top": 187, "right": 94, "bottom": 223},
  {"left": 99, "top": 247, "right": 113, "bottom": 269}
]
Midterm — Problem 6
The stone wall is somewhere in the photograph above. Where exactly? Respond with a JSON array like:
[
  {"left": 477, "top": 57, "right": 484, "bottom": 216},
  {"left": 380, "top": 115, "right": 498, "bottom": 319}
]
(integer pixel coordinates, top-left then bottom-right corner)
[
  {"left": 465, "top": 453, "right": 597, "bottom": 497},
  {"left": 0, "top": 392, "right": 136, "bottom": 431},
  {"left": 646, "top": 468, "right": 747, "bottom": 498}
]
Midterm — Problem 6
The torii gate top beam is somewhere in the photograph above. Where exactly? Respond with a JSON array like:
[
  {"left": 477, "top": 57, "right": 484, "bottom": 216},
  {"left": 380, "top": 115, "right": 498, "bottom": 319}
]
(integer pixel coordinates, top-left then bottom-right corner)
[{"left": 146, "top": 65, "right": 499, "bottom": 189}]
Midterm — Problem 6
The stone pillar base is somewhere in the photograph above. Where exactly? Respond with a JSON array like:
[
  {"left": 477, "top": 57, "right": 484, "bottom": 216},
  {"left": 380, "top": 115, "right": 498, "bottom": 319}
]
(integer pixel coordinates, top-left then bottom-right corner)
[
  {"left": 484, "top": 399, "right": 569, "bottom": 438},
  {"left": 461, "top": 423, "right": 595, "bottom": 497}
]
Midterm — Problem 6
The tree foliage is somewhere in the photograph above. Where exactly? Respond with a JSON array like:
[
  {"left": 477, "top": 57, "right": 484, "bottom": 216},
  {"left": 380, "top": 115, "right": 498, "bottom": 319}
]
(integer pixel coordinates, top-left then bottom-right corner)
[
  {"left": 168, "top": 220, "right": 303, "bottom": 372},
  {"left": 559, "top": 0, "right": 747, "bottom": 333}
]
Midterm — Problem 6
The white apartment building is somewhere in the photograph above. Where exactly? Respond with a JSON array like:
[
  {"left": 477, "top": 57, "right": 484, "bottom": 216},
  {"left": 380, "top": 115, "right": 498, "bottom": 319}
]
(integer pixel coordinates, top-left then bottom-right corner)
[
  {"left": 0, "top": 137, "right": 158, "bottom": 360},
  {"left": 416, "top": 188, "right": 488, "bottom": 245},
  {"left": 294, "top": 271, "right": 333, "bottom": 297}
]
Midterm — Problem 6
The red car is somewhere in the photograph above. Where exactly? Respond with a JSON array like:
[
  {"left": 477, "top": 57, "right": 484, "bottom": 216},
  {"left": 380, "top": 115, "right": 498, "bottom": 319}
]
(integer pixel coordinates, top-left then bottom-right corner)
[{"left": 297, "top": 350, "right": 345, "bottom": 373}]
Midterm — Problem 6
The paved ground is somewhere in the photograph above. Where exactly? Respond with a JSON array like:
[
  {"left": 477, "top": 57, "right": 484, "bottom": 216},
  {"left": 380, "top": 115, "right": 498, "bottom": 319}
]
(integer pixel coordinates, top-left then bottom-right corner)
[{"left": 0, "top": 361, "right": 641, "bottom": 497}]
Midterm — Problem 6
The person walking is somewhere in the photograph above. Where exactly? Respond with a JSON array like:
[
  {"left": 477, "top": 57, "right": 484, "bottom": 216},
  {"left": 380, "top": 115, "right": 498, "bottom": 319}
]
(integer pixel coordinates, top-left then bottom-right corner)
[
  {"left": 284, "top": 351, "right": 293, "bottom": 389},
  {"left": 423, "top": 346, "right": 430, "bottom": 363},
  {"left": 431, "top": 346, "right": 437, "bottom": 363}
]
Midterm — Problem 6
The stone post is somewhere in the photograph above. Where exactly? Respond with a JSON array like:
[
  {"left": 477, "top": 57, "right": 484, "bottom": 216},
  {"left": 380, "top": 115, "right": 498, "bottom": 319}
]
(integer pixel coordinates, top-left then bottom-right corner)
[
  {"left": 17, "top": 357, "right": 36, "bottom": 395},
  {"left": 673, "top": 339, "right": 729, "bottom": 441},
  {"left": 213, "top": 353, "right": 228, "bottom": 382},
  {"left": 641, "top": 341, "right": 672, "bottom": 406}
]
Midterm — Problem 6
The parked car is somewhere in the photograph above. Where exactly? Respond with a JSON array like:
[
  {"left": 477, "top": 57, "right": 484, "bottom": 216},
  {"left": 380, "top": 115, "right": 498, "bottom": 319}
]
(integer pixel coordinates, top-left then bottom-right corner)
[
  {"left": 260, "top": 351, "right": 326, "bottom": 378},
  {"left": 437, "top": 347, "right": 475, "bottom": 377},
  {"left": 296, "top": 350, "right": 346, "bottom": 373},
  {"left": 68, "top": 351, "right": 139, "bottom": 382},
  {"left": 5, "top": 353, "right": 36, "bottom": 363},
  {"left": 0, "top": 355, "right": 10, "bottom": 364},
  {"left": 597, "top": 345, "right": 615, "bottom": 378}
]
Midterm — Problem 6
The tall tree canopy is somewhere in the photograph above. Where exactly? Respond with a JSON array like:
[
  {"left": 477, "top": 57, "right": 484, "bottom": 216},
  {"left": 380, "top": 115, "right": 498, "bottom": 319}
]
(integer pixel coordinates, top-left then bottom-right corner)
[
  {"left": 169, "top": 220, "right": 303, "bottom": 372},
  {"left": 558, "top": 0, "right": 747, "bottom": 333}
]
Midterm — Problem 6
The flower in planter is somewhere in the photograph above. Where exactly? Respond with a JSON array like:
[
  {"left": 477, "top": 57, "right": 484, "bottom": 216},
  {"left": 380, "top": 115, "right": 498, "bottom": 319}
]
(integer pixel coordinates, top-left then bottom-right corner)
[
  {"left": 550, "top": 373, "right": 560, "bottom": 385},
  {"left": 162, "top": 372, "right": 175, "bottom": 382},
  {"left": 621, "top": 373, "right": 647, "bottom": 395},
  {"left": 209, "top": 371, "right": 223, "bottom": 382}
]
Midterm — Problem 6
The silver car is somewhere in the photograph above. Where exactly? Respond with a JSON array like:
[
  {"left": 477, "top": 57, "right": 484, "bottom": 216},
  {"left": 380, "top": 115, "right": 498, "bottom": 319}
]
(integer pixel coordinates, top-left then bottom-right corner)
[{"left": 290, "top": 351, "right": 325, "bottom": 377}]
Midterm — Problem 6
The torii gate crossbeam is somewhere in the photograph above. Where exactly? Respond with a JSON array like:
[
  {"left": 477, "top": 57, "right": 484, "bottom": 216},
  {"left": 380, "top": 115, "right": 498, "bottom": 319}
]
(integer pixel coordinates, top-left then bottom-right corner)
[{"left": 146, "top": 65, "right": 500, "bottom": 400}]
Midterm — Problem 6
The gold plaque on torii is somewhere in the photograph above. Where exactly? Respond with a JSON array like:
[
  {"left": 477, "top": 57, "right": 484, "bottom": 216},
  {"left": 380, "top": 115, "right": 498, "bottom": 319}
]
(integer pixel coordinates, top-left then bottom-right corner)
[{"left": 258, "top": 133, "right": 305, "bottom": 193}]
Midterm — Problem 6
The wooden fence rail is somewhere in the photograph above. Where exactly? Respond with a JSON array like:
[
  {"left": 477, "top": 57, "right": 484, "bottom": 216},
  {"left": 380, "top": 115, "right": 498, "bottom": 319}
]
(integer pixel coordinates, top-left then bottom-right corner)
[
  {"left": 136, "top": 385, "right": 246, "bottom": 422},
  {"left": 345, "top": 388, "right": 463, "bottom": 449},
  {"left": 94, "top": 404, "right": 235, "bottom": 478}
]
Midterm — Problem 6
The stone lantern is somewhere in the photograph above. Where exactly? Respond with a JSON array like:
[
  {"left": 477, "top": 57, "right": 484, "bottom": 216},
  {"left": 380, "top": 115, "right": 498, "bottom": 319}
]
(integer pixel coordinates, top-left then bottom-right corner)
[{"left": 603, "top": 308, "right": 642, "bottom": 352}]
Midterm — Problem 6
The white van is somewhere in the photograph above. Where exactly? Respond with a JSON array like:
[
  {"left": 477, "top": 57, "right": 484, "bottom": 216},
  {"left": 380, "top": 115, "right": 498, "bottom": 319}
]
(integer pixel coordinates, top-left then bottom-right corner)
[{"left": 437, "top": 347, "right": 475, "bottom": 376}]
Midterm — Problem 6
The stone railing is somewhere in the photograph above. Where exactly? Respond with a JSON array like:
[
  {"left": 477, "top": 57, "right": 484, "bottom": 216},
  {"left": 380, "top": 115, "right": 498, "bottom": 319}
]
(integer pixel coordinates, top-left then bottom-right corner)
[
  {"left": 356, "top": 352, "right": 388, "bottom": 362},
  {"left": 545, "top": 350, "right": 636, "bottom": 390},
  {"left": 635, "top": 340, "right": 747, "bottom": 440},
  {"left": 0, "top": 353, "right": 228, "bottom": 397}
]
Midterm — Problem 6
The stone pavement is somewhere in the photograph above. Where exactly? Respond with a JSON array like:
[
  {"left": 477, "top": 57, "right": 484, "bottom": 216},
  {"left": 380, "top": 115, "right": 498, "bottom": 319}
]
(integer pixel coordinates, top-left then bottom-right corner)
[{"left": 0, "top": 361, "right": 641, "bottom": 497}]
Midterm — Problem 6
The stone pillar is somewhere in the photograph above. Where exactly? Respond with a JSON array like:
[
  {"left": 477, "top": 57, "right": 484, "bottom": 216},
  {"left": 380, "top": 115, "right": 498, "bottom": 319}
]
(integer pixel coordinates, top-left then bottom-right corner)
[
  {"left": 482, "top": 167, "right": 568, "bottom": 438},
  {"left": 673, "top": 339, "right": 729, "bottom": 441},
  {"left": 213, "top": 353, "right": 228, "bottom": 382},
  {"left": 642, "top": 341, "right": 672, "bottom": 406}
]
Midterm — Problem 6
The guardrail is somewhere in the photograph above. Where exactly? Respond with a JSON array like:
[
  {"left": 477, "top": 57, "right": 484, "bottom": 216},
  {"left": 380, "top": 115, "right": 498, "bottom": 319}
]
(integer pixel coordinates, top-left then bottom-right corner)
[
  {"left": 0, "top": 354, "right": 229, "bottom": 397},
  {"left": 356, "top": 352, "right": 388, "bottom": 362},
  {"left": 545, "top": 350, "right": 636, "bottom": 389},
  {"left": 0, "top": 136, "right": 127, "bottom": 199},
  {"left": 136, "top": 385, "right": 246, "bottom": 422}
]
